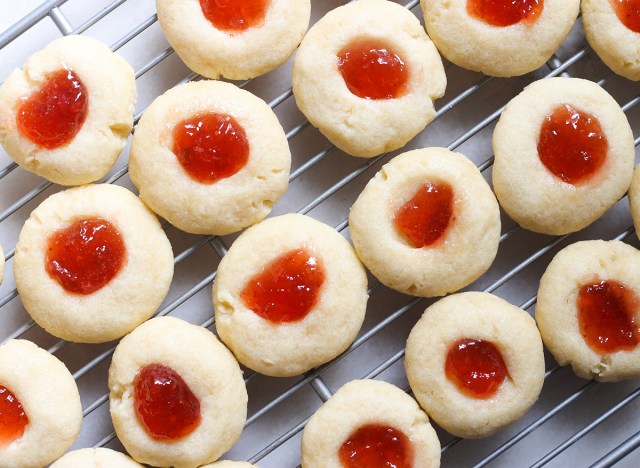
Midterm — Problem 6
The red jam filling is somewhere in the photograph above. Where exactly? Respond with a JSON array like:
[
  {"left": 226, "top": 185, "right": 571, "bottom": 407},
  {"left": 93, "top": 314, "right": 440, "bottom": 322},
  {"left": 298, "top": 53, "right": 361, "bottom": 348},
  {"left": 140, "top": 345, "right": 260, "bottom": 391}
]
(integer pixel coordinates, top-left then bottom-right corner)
[
  {"left": 172, "top": 112, "right": 249, "bottom": 184},
  {"left": 240, "top": 248, "right": 325, "bottom": 324},
  {"left": 445, "top": 338, "right": 508, "bottom": 399},
  {"left": 45, "top": 217, "right": 126, "bottom": 295},
  {"left": 16, "top": 68, "right": 88, "bottom": 149},
  {"left": 393, "top": 182, "right": 454, "bottom": 249},
  {"left": 337, "top": 39, "right": 410, "bottom": 100},
  {"left": 199, "top": 0, "right": 270, "bottom": 33},
  {"left": 0, "top": 385, "right": 28, "bottom": 447},
  {"left": 577, "top": 280, "right": 640, "bottom": 354},
  {"left": 134, "top": 363, "right": 202, "bottom": 440},
  {"left": 537, "top": 104, "right": 608, "bottom": 185},
  {"left": 339, "top": 423, "right": 413, "bottom": 468},
  {"left": 609, "top": 0, "right": 640, "bottom": 33},
  {"left": 467, "top": 0, "right": 544, "bottom": 27}
]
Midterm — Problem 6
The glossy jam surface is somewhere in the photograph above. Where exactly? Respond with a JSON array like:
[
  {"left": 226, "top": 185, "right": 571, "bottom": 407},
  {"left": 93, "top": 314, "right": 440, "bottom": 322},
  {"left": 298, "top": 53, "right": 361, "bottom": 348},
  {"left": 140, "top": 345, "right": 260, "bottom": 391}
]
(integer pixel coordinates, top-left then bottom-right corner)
[
  {"left": 578, "top": 280, "right": 640, "bottom": 354},
  {"left": 445, "top": 338, "right": 508, "bottom": 399},
  {"left": 467, "top": 0, "right": 544, "bottom": 27},
  {"left": 609, "top": 0, "right": 640, "bottom": 33},
  {"left": 339, "top": 423, "right": 413, "bottom": 468},
  {"left": 134, "top": 364, "right": 202, "bottom": 440},
  {"left": 241, "top": 249, "right": 325, "bottom": 324},
  {"left": 0, "top": 386, "right": 28, "bottom": 447},
  {"left": 172, "top": 112, "right": 249, "bottom": 184},
  {"left": 337, "top": 39, "right": 410, "bottom": 100},
  {"left": 393, "top": 182, "right": 454, "bottom": 248},
  {"left": 45, "top": 218, "right": 126, "bottom": 295},
  {"left": 199, "top": 0, "right": 269, "bottom": 32},
  {"left": 537, "top": 104, "right": 608, "bottom": 185},
  {"left": 16, "top": 69, "right": 88, "bottom": 149}
]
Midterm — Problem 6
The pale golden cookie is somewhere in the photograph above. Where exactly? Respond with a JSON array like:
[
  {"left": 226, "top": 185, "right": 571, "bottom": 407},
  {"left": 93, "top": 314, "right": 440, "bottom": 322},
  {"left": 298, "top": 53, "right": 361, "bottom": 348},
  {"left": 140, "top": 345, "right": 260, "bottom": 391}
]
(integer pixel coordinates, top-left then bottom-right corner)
[
  {"left": 50, "top": 448, "right": 143, "bottom": 468},
  {"left": 628, "top": 165, "right": 640, "bottom": 234}
]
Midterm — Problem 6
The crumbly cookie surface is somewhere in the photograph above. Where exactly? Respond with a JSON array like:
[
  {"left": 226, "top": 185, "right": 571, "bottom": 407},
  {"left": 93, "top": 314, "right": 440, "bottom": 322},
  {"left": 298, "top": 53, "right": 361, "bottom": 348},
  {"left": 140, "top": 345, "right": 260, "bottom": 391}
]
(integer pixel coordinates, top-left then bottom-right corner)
[{"left": 50, "top": 448, "right": 143, "bottom": 468}]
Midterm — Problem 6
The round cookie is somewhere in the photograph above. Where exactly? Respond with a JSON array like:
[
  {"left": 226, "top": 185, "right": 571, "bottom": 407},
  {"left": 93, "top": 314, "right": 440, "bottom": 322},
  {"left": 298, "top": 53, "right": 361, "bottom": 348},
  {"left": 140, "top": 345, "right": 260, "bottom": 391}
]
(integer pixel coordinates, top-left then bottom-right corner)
[
  {"left": 536, "top": 240, "right": 640, "bottom": 381},
  {"left": 421, "top": 0, "right": 580, "bottom": 77},
  {"left": 156, "top": 0, "right": 310, "bottom": 80},
  {"left": 14, "top": 184, "right": 174, "bottom": 343},
  {"left": 628, "top": 165, "right": 640, "bottom": 233},
  {"left": 492, "top": 77, "right": 635, "bottom": 235},
  {"left": 201, "top": 462, "right": 256, "bottom": 467},
  {"left": 0, "top": 339, "right": 82, "bottom": 468},
  {"left": 302, "top": 379, "right": 440, "bottom": 467},
  {"left": 292, "top": 0, "right": 446, "bottom": 158},
  {"left": 50, "top": 448, "right": 143, "bottom": 468},
  {"left": 582, "top": 0, "right": 640, "bottom": 81},
  {"left": 0, "top": 35, "right": 136, "bottom": 186},
  {"left": 109, "top": 316, "right": 247, "bottom": 467},
  {"left": 129, "top": 80, "right": 291, "bottom": 235},
  {"left": 213, "top": 213, "right": 368, "bottom": 377},
  {"left": 349, "top": 147, "right": 500, "bottom": 297},
  {"left": 405, "top": 292, "right": 545, "bottom": 438}
]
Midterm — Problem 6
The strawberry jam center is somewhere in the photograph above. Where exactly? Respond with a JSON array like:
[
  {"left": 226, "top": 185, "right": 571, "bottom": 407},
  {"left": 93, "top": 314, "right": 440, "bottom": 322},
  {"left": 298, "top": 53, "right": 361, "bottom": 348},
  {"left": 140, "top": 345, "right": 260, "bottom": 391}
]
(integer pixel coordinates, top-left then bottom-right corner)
[
  {"left": 393, "top": 182, "right": 454, "bottom": 248},
  {"left": 16, "top": 68, "right": 88, "bottom": 149},
  {"left": 0, "top": 385, "right": 28, "bottom": 447},
  {"left": 577, "top": 280, "right": 640, "bottom": 354},
  {"left": 337, "top": 39, "right": 410, "bottom": 100},
  {"left": 609, "top": 0, "right": 640, "bottom": 33},
  {"left": 445, "top": 338, "right": 508, "bottom": 399},
  {"left": 199, "top": 0, "right": 270, "bottom": 33},
  {"left": 134, "top": 363, "right": 202, "bottom": 440},
  {"left": 45, "top": 217, "right": 126, "bottom": 295},
  {"left": 172, "top": 112, "right": 249, "bottom": 184},
  {"left": 467, "top": 0, "right": 544, "bottom": 27},
  {"left": 339, "top": 423, "right": 413, "bottom": 468},
  {"left": 537, "top": 104, "right": 608, "bottom": 185},
  {"left": 240, "top": 248, "right": 325, "bottom": 324}
]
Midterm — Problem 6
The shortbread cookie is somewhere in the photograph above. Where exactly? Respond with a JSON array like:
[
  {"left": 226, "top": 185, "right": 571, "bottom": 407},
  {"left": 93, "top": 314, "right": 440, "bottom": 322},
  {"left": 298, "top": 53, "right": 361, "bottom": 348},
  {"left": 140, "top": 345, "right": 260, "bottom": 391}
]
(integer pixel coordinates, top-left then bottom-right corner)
[
  {"left": 14, "top": 184, "right": 174, "bottom": 343},
  {"left": 213, "top": 213, "right": 368, "bottom": 377},
  {"left": 0, "top": 35, "right": 136, "bottom": 185},
  {"left": 405, "top": 292, "right": 545, "bottom": 438},
  {"left": 349, "top": 148, "right": 500, "bottom": 297},
  {"left": 537, "top": 240, "right": 640, "bottom": 381},
  {"left": 292, "top": 0, "right": 446, "bottom": 158},
  {"left": 157, "top": 0, "right": 310, "bottom": 80},
  {"left": 50, "top": 448, "right": 143, "bottom": 468},
  {"left": 302, "top": 380, "right": 440, "bottom": 467},
  {"left": 130, "top": 80, "right": 290, "bottom": 235},
  {"left": 582, "top": 0, "right": 640, "bottom": 81},
  {"left": 421, "top": 0, "right": 580, "bottom": 77},
  {"left": 0, "top": 339, "right": 82, "bottom": 468},
  {"left": 628, "top": 165, "right": 640, "bottom": 233},
  {"left": 109, "top": 316, "right": 247, "bottom": 468},
  {"left": 493, "top": 77, "right": 635, "bottom": 235}
]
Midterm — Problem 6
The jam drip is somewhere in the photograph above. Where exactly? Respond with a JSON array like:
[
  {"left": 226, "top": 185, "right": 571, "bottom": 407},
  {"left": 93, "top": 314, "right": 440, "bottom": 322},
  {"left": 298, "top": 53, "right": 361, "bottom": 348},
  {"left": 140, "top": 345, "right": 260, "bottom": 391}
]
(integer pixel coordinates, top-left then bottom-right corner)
[
  {"left": 578, "top": 280, "right": 640, "bottom": 354},
  {"left": 17, "top": 68, "right": 88, "bottom": 149},
  {"left": 0, "top": 385, "right": 28, "bottom": 447},
  {"left": 445, "top": 338, "right": 508, "bottom": 399},
  {"left": 339, "top": 423, "right": 413, "bottom": 468},
  {"left": 199, "top": 0, "right": 270, "bottom": 33},
  {"left": 240, "top": 248, "right": 325, "bottom": 324},
  {"left": 393, "top": 182, "right": 454, "bottom": 248},
  {"left": 609, "top": 0, "right": 640, "bottom": 33},
  {"left": 45, "top": 217, "right": 126, "bottom": 295},
  {"left": 467, "top": 0, "right": 544, "bottom": 27},
  {"left": 172, "top": 112, "right": 249, "bottom": 184},
  {"left": 337, "top": 39, "right": 410, "bottom": 100},
  {"left": 537, "top": 104, "right": 608, "bottom": 185},
  {"left": 134, "top": 363, "right": 202, "bottom": 440}
]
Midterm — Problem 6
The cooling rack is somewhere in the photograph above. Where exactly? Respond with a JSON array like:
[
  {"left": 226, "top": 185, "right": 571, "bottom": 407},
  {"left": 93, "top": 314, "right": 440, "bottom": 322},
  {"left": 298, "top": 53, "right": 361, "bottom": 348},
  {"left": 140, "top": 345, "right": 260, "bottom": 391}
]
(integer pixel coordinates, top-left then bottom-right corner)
[{"left": 0, "top": 1, "right": 639, "bottom": 466}]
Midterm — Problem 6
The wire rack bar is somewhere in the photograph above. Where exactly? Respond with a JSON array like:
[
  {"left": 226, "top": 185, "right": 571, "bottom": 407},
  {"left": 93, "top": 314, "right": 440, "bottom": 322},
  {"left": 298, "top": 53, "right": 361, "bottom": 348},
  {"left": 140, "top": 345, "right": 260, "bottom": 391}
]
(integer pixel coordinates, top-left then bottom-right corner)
[{"left": 0, "top": 0, "right": 70, "bottom": 47}]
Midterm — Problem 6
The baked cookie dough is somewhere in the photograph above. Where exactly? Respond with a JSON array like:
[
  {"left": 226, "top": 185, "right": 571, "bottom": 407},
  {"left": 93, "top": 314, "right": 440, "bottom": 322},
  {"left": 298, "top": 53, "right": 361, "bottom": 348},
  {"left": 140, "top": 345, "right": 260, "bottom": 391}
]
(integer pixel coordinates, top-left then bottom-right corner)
[
  {"left": 14, "top": 184, "right": 174, "bottom": 343},
  {"left": 492, "top": 77, "right": 635, "bottom": 235},
  {"left": 109, "top": 316, "right": 247, "bottom": 468},
  {"left": 156, "top": 0, "right": 310, "bottom": 80},
  {"left": 582, "top": 0, "right": 640, "bottom": 81},
  {"left": 292, "top": 0, "right": 446, "bottom": 158},
  {"left": 405, "top": 292, "right": 545, "bottom": 438},
  {"left": 50, "top": 448, "right": 143, "bottom": 468},
  {"left": 302, "top": 379, "right": 440, "bottom": 468},
  {"left": 0, "top": 339, "right": 82, "bottom": 468},
  {"left": 536, "top": 240, "right": 640, "bottom": 381},
  {"left": 421, "top": 0, "right": 580, "bottom": 77},
  {"left": 349, "top": 147, "right": 500, "bottom": 297},
  {"left": 628, "top": 165, "right": 640, "bottom": 233},
  {"left": 213, "top": 213, "right": 368, "bottom": 377},
  {"left": 0, "top": 35, "right": 136, "bottom": 186},
  {"left": 130, "top": 80, "right": 290, "bottom": 235}
]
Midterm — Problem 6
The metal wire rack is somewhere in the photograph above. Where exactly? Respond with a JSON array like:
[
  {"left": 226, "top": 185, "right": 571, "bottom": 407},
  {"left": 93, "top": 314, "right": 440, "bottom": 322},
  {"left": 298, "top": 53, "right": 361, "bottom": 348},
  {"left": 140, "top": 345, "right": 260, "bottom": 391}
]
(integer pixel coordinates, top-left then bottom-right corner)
[{"left": 0, "top": 1, "right": 639, "bottom": 466}]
